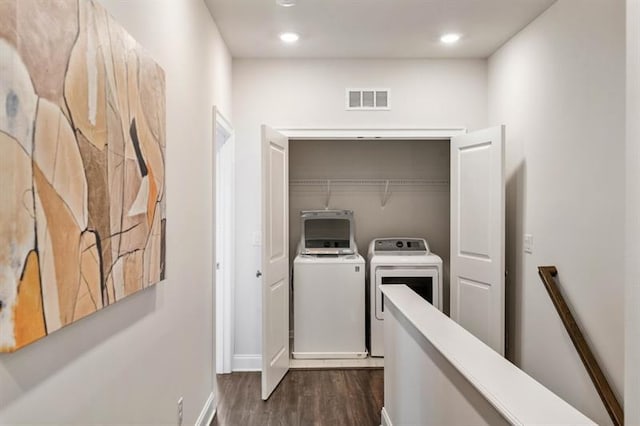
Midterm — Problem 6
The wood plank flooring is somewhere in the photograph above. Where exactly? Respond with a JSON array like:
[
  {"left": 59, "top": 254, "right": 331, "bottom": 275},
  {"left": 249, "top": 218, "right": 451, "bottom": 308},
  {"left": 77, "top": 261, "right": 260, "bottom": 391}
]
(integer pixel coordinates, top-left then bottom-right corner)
[{"left": 212, "top": 369, "right": 384, "bottom": 426}]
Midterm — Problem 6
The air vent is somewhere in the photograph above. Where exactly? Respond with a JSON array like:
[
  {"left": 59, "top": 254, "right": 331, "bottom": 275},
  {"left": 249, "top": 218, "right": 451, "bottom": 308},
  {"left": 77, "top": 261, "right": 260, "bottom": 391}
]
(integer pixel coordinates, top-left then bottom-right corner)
[{"left": 346, "top": 88, "right": 390, "bottom": 110}]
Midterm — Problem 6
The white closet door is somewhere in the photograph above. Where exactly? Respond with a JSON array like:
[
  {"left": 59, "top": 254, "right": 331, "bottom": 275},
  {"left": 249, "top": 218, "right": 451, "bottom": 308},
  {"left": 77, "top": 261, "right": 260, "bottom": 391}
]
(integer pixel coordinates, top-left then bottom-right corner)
[
  {"left": 261, "top": 125, "right": 290, "bottom": 400},
  {"left": 450, "top": 126, "right": 505, "bottom": 355}
]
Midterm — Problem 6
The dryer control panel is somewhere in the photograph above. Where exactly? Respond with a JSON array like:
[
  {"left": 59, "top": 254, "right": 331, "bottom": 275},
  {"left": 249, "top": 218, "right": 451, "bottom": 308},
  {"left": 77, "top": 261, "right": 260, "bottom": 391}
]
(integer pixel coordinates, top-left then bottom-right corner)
[{"left": 373, "top": 238, "right": 428, "bottom": 254}]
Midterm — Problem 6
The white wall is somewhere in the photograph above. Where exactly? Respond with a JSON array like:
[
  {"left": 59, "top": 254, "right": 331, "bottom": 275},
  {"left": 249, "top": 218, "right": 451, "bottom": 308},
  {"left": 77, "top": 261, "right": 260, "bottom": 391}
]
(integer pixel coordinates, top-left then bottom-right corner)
[
  {"left": 232, "top": 58, "right": 487, "bottom": 368},
  {"left": 0, "top": 0, "right": 232, "bottom": 424},
  {"left": 626, "top": 0, "right": 640, "bottom": 423},
  {"left": 488, "top": 1, "right": 625, "bottom": 424}
]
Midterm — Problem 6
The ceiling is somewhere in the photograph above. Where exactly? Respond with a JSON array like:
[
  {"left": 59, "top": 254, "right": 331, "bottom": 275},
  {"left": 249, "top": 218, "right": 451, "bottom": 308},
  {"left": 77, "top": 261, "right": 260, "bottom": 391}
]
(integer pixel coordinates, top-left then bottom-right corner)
[{"left": 204, "top": 0, "right": 557, "bottom": 59}]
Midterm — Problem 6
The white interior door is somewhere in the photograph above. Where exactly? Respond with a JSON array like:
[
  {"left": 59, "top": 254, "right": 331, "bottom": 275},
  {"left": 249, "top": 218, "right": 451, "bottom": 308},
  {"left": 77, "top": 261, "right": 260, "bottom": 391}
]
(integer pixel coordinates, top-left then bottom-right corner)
[
  {"left": 214, "top": 107, "right": 234, "bottom": 374},
  {"left": 261, "top": 125, "right": 289, "bottom": 400},
  {"left": 450, "top": 126, "right": 505, "bottom": 355}
]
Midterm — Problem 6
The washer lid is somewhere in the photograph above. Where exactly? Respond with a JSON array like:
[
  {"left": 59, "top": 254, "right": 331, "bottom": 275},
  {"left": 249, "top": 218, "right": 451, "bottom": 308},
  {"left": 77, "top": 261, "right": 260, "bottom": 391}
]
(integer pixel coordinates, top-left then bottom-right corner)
[
  {"left": 299, "top": 209, "right": 356, "bottom": 255},
  {"left": 373, "top": 238, "right": 429, "bottom": 255}
]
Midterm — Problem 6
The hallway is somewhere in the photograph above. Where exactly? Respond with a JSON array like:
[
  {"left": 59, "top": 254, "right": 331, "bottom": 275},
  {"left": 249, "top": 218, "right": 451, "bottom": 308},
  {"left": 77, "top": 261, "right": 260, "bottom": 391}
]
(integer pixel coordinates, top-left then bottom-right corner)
[{"left": 213, "top": 369, "right": 383, "bottom": 426}]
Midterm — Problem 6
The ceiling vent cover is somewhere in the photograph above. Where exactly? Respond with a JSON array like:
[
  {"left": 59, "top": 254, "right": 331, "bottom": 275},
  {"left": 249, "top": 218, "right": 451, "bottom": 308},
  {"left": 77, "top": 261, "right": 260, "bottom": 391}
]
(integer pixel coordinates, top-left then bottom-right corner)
[{"left": 346, "top": 88, "right": 390, "bottom": 110}]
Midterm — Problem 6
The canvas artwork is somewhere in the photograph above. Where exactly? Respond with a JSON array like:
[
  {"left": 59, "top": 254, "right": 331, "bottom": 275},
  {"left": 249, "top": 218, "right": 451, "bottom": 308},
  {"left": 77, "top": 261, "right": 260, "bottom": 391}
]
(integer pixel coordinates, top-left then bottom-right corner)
[{"left": 0, "top": 0, "right": 166, "bottom": 352}]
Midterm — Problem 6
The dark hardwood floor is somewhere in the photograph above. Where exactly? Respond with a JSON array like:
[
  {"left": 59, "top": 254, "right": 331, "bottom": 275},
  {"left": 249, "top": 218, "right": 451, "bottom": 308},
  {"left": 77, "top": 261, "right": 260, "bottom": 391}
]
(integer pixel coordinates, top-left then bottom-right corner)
[{"left": 212, "top": 369, "right": 384, "bottom": 426}]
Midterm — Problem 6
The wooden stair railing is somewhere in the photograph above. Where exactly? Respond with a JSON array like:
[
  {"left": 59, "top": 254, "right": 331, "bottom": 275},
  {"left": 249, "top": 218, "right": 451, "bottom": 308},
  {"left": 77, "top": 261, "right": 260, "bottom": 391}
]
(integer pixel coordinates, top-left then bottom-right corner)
[{"left": 538, "top": 266, "right": 623, "bottom": 426}]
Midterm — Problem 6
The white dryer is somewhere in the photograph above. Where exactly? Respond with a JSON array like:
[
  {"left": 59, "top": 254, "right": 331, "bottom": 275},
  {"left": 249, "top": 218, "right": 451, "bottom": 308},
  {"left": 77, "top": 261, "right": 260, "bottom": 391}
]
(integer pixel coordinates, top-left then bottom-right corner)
[{"left": 368, "top": 238, "right": 443, "bottom": 357}]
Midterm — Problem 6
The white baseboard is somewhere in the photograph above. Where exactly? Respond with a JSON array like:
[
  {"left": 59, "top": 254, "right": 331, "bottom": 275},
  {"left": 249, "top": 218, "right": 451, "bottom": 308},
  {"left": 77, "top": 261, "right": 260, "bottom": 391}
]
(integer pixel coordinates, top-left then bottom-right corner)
[
  {"left": 292, "top": 350, "right": 368, "bottom": 359},
  {"left": 381, "top": 407, "right": 392, "bottom": 426},
  {"left": 290, "top": 357, "right": 384, "bottom": 369},
  {"left": 232, "top": 354, "right": 261, "bottom": 371},
  {"left": 195, "top": 392, "right": 215, "bottom": 426}
]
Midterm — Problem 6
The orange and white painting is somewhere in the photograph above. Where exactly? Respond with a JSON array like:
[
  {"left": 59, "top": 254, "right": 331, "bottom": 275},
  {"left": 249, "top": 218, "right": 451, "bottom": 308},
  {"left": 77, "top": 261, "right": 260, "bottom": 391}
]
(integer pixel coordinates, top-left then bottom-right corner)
[{"left": 0, "top": 0, "right": 166, "bottom": 352}]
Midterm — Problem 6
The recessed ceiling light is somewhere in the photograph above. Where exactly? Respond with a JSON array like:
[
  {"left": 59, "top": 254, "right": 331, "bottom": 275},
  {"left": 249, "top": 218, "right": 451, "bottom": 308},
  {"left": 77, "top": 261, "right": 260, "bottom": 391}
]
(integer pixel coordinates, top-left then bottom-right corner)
[
  {"left": 280, "top": 32, "right": 299, "bottom": 43},
  {"left": 440, "top": 33, "right": 461, "bottom": 44},
  {"left": 276, "top": 0, "right": 296, "bottom": 7}
]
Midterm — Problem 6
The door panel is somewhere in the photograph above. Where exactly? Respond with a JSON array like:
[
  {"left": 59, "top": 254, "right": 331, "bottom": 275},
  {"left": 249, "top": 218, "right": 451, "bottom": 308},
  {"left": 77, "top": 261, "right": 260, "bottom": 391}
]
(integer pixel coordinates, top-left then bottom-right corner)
[
  {"left": 269, "top": 147, "right": 285, "bottom": 259},
  {"left": 261, "top": 125, "right": 289, "bottom": 400},
  {"left": 457, "top": 277, "right": 491, "bottom": 343},
  {"left": 459, "top": 143, "right": 492, "bottom": 259},
  {"left": 451, "top": 126, "right": 505, "bottom": 355},
  {"left": 267, "top": 279, "right": 287, "bottom": 363}
]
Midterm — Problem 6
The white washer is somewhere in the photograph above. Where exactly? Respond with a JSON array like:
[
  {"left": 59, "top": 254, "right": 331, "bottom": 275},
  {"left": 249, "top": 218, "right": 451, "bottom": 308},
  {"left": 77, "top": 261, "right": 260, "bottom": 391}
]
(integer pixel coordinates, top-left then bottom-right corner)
[
  {"left": 293, "top": 254, "right": 367, "bottom": 359},
  {"left": 368, "top": 238, "right": 443, "bottom": 357},
  {"left": 293, "top": 210, "right": 367, "bottom": 359}
]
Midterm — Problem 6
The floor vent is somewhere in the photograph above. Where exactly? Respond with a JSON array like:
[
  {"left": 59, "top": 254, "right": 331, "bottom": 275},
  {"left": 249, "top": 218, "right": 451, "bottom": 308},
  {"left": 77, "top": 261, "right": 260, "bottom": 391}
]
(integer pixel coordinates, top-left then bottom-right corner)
[{"left": 346, "top": 89, "right": 390, "bottom": 110}]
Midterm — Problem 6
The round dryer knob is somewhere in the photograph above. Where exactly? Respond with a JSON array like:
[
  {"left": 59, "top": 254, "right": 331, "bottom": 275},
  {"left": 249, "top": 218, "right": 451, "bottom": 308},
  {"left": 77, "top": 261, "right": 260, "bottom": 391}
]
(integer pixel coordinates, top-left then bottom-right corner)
[{"left": 396, "top": 241, "right": 404, "bottom": 248}]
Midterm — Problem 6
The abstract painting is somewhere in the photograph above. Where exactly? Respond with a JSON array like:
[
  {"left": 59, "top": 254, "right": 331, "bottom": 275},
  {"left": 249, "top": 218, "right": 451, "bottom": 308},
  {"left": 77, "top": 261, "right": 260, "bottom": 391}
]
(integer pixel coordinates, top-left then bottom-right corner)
[{"left": 0, "top": 0, "right": 166, "bottom": 352}]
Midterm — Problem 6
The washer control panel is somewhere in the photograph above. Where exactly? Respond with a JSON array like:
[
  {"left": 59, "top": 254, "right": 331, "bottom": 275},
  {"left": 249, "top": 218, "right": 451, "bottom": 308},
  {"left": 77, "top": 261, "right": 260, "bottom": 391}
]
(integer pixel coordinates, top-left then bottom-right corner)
[{"left": 374, "top": 238, "right": 428, "bottom": 253}]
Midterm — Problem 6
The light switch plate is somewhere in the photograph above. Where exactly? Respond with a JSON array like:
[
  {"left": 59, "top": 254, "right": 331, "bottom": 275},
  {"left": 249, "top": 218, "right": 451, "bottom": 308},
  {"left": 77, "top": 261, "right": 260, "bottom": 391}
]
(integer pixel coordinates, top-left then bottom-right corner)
[
  {"left": 253, "top": 231, "right": 262, "bottom": 246},
  {"left": 524, "top": 234, "right": 533, "bottom": 254}
]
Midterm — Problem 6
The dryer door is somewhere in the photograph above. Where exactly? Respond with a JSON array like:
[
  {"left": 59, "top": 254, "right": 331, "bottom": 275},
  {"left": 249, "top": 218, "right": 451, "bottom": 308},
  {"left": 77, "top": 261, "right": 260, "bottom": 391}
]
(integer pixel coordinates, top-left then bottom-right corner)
[{"left": 375, "top": 267, "right": 440, "bottom": 320}]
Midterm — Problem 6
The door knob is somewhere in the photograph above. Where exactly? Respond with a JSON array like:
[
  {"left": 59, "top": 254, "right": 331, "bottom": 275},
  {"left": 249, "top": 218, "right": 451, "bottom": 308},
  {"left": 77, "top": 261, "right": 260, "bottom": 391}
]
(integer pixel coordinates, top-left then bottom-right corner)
[{"left": 256, "top": 270, "right": 262, "bottom": 278}]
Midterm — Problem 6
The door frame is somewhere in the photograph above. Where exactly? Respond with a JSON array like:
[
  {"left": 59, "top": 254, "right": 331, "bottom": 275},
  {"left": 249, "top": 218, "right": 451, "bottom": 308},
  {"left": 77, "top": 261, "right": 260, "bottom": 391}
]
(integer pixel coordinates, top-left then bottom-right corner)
[
  {"left": 261, "top": 126, "right": 466, "bottom": 374},
  {"left": 276, "top": 127, "right": 466, "bottom": 140},
  {"left": 257, "top": 124, "right": 506, "bottom": 394},
  {"left": 213, "top": 107, "right": 235, "bottom": 374}
]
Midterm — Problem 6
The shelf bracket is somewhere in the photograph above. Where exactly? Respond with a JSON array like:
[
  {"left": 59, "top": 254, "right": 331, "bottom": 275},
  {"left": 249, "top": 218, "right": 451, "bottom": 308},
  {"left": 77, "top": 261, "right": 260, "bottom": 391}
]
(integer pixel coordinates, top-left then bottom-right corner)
[
  {"left": 324, "top": 179, "right": 331, "bottom": 210},
  {"left": 381, "top": 179, "right": 391, "bottom": 207}
]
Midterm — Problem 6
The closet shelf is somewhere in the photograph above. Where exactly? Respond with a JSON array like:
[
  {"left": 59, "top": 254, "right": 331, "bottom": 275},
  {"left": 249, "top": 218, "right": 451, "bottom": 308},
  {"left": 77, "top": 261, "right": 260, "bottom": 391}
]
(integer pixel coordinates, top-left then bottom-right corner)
[
  {"left": 290, "top": 178, "right": 449, "bottom": 188},
  {"left": 290, "top": 178, "right": 449, "bottom": 208}
]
